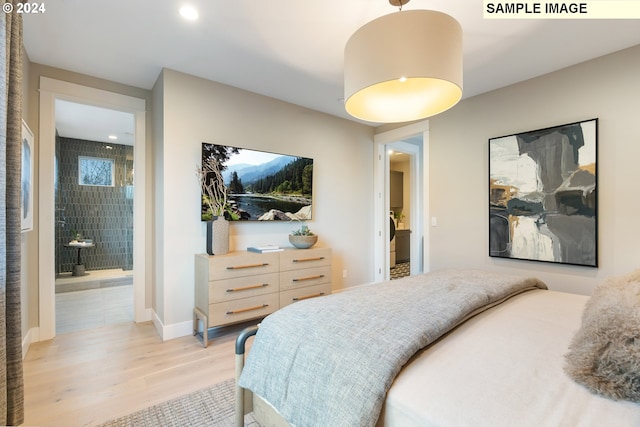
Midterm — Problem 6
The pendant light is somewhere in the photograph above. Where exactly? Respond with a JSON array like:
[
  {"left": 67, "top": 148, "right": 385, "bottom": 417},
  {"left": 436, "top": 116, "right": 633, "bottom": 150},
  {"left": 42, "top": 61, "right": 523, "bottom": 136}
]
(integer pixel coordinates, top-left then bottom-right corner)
[{"left": 344, "top": 0, "right": 463, "bottom": 123}]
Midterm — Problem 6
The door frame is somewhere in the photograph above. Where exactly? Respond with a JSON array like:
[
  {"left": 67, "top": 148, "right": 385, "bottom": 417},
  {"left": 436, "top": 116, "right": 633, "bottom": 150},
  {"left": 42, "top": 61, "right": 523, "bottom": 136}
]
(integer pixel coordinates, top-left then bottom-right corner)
[
  {"left": 373, "top": 120, "right": 430, "bottom": 282},
  {"left": 38, "top": 77, "right": 150, "bottom": 341}
]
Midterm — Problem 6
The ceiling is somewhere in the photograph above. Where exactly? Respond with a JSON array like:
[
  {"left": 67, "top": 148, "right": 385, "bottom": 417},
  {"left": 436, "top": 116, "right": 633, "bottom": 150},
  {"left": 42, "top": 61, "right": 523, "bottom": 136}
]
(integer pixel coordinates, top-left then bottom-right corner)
[
  {"left": 23, "top": 0, "right": 640, "bottom": 142},
  {"left": 55, "top": 99, "right": 135, "bottom": 145}
]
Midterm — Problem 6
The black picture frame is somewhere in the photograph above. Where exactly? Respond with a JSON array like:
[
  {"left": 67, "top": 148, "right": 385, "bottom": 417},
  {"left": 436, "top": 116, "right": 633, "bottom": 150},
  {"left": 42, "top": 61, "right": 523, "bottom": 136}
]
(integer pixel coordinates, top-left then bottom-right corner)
[{"left": 489, "top": 118, "right": 598, "bottom": 267}]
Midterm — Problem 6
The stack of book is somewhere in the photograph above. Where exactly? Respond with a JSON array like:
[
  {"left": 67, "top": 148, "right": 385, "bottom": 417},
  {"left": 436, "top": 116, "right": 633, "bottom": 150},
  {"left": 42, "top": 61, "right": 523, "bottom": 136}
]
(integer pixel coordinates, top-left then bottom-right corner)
[{"left": 247, "top": 245, "right": 284, "bottom": 253}]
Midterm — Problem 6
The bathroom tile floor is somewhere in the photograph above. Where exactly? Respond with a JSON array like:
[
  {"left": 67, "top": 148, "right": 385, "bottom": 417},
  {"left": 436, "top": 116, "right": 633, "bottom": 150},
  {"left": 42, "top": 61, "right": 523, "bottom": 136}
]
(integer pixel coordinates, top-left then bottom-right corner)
[
  {"left": 55, "top": 269, "right": 133, "bottom": 335},
  {"left": 390, "top": 262, "right": 410, "bottom": 280}
]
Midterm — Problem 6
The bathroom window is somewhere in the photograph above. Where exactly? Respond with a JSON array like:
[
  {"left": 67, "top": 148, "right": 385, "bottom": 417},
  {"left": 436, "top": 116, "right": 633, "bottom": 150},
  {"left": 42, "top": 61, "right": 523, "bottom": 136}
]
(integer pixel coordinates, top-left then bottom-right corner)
[{"left": 78, "top": 156, "right": 115, "bottom": 187}]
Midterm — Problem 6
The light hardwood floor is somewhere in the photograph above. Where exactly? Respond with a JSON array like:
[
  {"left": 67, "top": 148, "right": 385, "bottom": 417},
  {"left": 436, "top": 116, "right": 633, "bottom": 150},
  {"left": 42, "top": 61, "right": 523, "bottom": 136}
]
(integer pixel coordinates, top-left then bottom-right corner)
[{"left": 23, "top": 320, "right": 256, "bottom": 426}]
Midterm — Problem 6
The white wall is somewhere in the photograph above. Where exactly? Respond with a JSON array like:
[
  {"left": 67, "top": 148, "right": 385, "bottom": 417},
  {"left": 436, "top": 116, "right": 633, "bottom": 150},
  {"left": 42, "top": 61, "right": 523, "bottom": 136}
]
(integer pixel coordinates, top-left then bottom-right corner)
[
  {"left": 428, "top": 44, "right": 640, "bottom": 295},
  {"left": 21, "top": 49, "right": 37, "bottom": 352},
  {"left": 152, "top": 71, "right": 165, "bottom": 323},
  {"left": 153, "top": 69, "right": 374, "bottom": 337}
]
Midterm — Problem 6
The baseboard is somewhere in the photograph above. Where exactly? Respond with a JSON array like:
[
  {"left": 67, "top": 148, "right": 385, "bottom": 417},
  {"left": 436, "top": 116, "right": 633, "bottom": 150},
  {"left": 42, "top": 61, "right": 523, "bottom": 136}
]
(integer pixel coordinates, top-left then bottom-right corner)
[
  {"left": 151, "top": 310, "right": 193, "bottom": 341},
  {"left": 22, "top": 326, "right": 39, "bottom": 359}
]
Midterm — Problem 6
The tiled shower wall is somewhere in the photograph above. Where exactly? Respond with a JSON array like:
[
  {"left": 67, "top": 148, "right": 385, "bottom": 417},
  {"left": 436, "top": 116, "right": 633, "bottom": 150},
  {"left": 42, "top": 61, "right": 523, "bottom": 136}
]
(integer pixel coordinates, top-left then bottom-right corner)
[{"left": 55, "top": 136, "right": 134, "bottom": 274}]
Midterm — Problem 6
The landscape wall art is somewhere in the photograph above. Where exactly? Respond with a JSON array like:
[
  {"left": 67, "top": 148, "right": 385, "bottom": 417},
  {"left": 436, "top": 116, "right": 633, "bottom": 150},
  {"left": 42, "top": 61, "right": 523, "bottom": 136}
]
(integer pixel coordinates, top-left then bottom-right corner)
[
  {"left": 489, "top": 118, "right": 598, "bottom": 267},
  {"left": 201, "top": 143, "right": 313, "bottom": 221}
]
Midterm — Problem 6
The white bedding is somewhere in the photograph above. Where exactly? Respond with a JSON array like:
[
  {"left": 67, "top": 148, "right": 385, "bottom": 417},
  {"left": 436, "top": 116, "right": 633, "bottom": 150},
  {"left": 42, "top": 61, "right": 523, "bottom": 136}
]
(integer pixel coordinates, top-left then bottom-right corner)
[{"left": 378, "top": 290, "right": 640, "bottom": 427}]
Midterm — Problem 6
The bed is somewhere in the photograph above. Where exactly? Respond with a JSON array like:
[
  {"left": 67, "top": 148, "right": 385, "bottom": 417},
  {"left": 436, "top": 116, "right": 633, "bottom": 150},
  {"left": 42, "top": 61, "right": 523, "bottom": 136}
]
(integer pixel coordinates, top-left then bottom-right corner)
[{"left": 235, "top": 268, "right": 640, "bottom": 427}]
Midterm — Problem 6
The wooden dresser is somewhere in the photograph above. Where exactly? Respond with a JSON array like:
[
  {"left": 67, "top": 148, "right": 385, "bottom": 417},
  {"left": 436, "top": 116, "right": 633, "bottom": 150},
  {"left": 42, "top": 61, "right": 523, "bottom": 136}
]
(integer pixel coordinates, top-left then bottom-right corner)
[{"left": 194, "top": 247, "right": 332, "bottom": 347}]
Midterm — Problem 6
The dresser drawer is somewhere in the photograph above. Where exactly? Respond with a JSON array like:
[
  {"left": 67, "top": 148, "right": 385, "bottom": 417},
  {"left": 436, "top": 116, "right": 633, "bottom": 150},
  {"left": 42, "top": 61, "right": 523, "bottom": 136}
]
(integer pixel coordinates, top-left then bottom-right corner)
[
  {"left": 209, "top": 273, "right": 279, "bottom": 303},
  {"left": 280, "top": 265, "right": 331, "bottom": 291},
  {"left": 280, "top": 247, "right": 331, "bottom": 271},
  {"left": 209, "top": 293, "right": 279, "bottom": 327},
  {"left": 195, "top": 248, "right": 333, "bottom": 347},
  {"left": 280, "top": 283, "right": 332, "bottom": 308},
  {"left": 207, "top": 252, "right": 279, "bottom": 280}
]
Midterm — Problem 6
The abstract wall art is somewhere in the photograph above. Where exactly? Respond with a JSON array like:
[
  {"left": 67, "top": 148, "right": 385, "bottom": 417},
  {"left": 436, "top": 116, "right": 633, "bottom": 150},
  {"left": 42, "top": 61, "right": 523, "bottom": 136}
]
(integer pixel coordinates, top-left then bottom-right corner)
[
  {"left": 21, "top": 120, "right": 34, "bottom": 232},
  {"left": 489, "top": 119, "right": 598, "bottom": 267}
]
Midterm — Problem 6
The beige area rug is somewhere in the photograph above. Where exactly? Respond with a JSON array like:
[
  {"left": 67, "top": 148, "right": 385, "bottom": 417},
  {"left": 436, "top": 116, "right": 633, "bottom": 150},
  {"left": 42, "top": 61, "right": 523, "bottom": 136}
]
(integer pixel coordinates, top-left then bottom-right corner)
[{"left": 98, "top": 379, "right": 262, "bottom": 427}]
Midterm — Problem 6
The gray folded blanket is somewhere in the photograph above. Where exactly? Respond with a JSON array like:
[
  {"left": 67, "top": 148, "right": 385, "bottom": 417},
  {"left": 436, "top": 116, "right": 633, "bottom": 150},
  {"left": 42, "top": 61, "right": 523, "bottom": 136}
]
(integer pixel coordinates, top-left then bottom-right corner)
[{"left": 239, "top": 268, "right": 547, "bottom": 427}]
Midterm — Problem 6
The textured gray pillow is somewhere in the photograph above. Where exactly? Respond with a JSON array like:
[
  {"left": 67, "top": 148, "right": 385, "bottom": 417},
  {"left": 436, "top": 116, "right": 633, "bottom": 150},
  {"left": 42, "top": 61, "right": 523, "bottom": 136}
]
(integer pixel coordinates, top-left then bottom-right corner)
[{"left": 564, "top": 270, "right": 640, "bottom": 403}]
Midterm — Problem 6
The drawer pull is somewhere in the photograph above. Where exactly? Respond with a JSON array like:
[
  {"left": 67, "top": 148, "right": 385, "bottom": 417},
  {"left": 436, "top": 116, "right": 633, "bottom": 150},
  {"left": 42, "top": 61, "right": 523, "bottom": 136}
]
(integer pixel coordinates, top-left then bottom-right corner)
[
  {"left": 226, "top": 283, "right": 269, "bottom": 292},
  {"left": 226, "top": 263, "right": 269, "bottom": 270},
  {"left": 226, "top": 304, "right": 269, "bottom": 315},
  {"left": 293, "top": 292, "right": 325, "bottom": 302},
  {"left": 293, "top": 256, "right": 325, "bottom": 263},
  {"left": 293, "top": 274, "right": 325, "bottom": 282}
]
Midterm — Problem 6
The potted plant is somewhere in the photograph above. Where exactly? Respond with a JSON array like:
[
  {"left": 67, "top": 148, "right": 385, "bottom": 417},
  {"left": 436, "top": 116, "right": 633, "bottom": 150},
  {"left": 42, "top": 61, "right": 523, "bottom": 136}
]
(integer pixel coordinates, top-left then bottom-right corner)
[
  {"left": 196, "top": 157, "right": 229, "bottom": 255},
  {"left": 289, "top": 223, "right": 318, "bottom": 249},
  {"left": 70, "top": 229, "right": 83, "bottom": 243}
]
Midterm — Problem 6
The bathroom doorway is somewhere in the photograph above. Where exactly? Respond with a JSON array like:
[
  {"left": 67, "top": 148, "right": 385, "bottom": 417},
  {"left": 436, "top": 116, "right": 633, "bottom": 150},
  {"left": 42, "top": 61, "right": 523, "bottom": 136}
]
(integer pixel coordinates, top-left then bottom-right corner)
[
  {"left": 388, "top": 137, "right": 422, "bottom": 280},
  {"left": 53, "top": 100, "right": 135, "bottom": 334},
  {"left": 38, "top": 77, "right": 150, "bottom": 341},
  {"left": 388, "top": 144, "right": 412, "bottom": 280}
]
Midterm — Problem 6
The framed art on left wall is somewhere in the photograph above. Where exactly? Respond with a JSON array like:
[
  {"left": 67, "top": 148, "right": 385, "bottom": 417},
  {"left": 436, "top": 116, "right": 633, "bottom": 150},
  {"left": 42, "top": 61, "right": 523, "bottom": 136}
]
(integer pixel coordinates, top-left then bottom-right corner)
[
  {"left": 21, "top": 120, "right": 34, "bottom": 232},
  {"left": 489, "top": 118, "right": 598, "bottom": 267}
]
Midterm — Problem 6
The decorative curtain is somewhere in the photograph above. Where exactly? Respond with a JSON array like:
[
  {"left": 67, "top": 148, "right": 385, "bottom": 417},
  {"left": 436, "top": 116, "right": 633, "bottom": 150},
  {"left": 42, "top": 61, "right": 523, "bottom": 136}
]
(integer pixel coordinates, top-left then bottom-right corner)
[{"left": 0, "top": 1, "right": 25, "bottom": 425}]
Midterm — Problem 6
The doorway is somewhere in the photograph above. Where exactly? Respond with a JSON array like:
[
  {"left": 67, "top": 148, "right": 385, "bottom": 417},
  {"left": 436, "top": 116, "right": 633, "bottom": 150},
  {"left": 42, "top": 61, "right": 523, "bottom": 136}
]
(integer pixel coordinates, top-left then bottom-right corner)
[
  {"left": 38, "top": 77, "right": 150, "bottom": 341},
  {"left": 388, "top": 143, "right": 413, "bottom": 280},
  {"left": 373, "top": 120, "right": 430, "bottom": 282},
  {"left": 53, "top": 99, "right": 135, "bottom": 334}
]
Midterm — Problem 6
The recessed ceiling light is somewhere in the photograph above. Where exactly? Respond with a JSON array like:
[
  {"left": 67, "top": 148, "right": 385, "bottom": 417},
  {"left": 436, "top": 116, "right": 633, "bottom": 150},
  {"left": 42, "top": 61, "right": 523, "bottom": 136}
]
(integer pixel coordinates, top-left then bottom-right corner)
[
  {"left": 180, "top": 5, "right": 199, "bottom": 20},
  {"left": 108, "top": 135, "right": 118, "bottom": 140}
]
